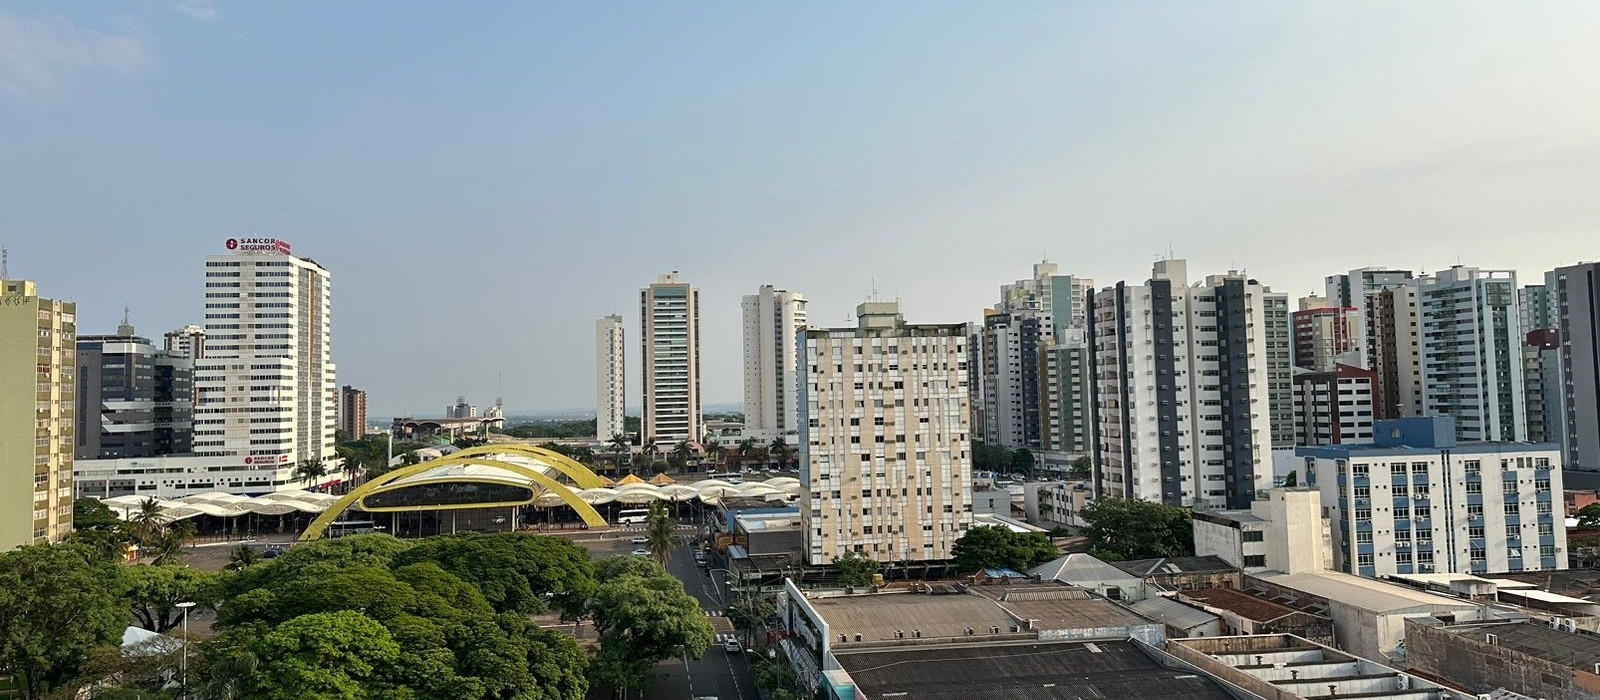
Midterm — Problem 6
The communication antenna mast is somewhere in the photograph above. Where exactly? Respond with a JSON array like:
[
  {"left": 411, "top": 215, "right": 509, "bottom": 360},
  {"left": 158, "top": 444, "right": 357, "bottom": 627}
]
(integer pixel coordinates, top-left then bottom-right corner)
[{"left": 2, "top": 246, "right": 9, "bottom": 280}]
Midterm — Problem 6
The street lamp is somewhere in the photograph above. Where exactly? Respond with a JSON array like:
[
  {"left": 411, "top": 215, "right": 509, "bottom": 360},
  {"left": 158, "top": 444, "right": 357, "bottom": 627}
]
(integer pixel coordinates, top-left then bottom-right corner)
[{"left": 176, "top": 601, "right": 197, "bottom": 696}]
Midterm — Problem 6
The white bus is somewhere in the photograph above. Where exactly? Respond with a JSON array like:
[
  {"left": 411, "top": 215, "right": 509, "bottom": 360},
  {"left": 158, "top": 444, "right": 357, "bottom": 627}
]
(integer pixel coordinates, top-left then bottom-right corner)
[
  {"left": 616, "top": 509, "right": 649, "bottom": 525},
  {"left": 328, "top": 520, "right": 377, "bottom": 538}
]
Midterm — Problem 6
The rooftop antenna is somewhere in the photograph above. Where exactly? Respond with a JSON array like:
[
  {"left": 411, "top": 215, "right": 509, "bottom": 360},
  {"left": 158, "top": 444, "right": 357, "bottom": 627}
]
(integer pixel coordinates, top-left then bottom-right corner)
[{"left": 1, "top": 246, "right": 8, "bottom": 280}]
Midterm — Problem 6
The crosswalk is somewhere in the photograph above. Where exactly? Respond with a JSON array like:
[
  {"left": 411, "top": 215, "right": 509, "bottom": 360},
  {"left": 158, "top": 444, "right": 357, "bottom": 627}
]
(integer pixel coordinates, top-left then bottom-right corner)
[
  {"left": 714, "top": 633, "right": 741, "bottom": 644},
  {"left": 702, "top": 610, "right": 722, "bottom": 617}
]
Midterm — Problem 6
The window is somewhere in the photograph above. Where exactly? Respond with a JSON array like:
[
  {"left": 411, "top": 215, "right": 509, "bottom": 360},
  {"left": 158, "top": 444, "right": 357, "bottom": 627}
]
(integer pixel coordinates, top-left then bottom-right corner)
[
  {"left": 1463, "top": 460, "right": 1481, "bottom": 475},
  {"left": 1242, "top": 531, "right": 1264, "bottom": 543},
  {"left": 1357, "top": 553, "right": 1374, "bottom": 567},
  {"left": 1243, "top": 555, "right": 1266, "bottom": 568},
  {"left": 1505, "top": 503, "right": 1520, "bottom": 517},
  {"left": 1539, "top": 523, "right": 1555, "bottom": 537},
  {"left": 1468, "top": 504, "right": 1484, "bottom": 517},
  {"left": 1393, "top": 485, "right": 1409, "bottom": 499},
  {"left": 1354, "top": 486, "right": 1370, "bottom": 499},
  {"left": 1397, "top": 551, "right": 1413, "bottom": 564},
  {"left": 1535, "top": 478, "right": 1551, "bottom": 491},
  {"left": 1507, "top": 525, "right": 1520, "bottom": 540},
  {"left": 1470, "top": 548, "right": 1486, "bottom": 562},
  {"left": 1466, "top": 482, "right": 1482, "bottom": 495},
  {"left": 1411, "top": 462, "right": 1430, "bottom": 474},
  {"left": 1394, "top": 507, "right": 1411, "bottom": 520},
  {"left": 1352, "top": 463, "right": 1369, "bottom": 476},
  {"left": 1414, "top": 485, "right": 1430, "bottom": 500},
  {"left": 1468, "top": 526, "right": 1485, "bottom": 539},
  {"left": 1356, "top": 531, "right": 1373, "bottom": 544},
  {"left": 1354, "top": 509, "right": 1371, "bottom": 522}
]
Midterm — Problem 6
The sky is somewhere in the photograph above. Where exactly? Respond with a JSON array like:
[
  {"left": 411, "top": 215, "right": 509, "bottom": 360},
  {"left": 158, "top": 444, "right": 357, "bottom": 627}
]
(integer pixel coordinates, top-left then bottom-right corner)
[{"left": 3, "top": 1, "right": 1597, "bottom": 416}]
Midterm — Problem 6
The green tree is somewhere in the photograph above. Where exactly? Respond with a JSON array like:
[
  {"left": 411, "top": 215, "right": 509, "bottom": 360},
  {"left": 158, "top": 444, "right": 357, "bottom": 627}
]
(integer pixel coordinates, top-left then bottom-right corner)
[
  {"left": 587, "top": 557, "right": 713, "bottom": 694},
  {"left": 0, "top": 545, "right": 130, "bottom": 699},
  {"left": 972, "top": 442, "right": 1008, "bottom": 473},
  {"left": 293, "top": 459, "right": 329, "bottom": 490},
  {"left": 725, "top": 595, "right": 776, "bottom": 647},
  {"left": 495, "top": 616, "right": 590, "bottom": 700},
  {"left": 1578, "top": 503, "right": 1600, "bottom": 529},
  {"left": 1068, "top": 456, "right": 1092, "bottom": 480},
  {"left": 769, "top": 436, "right": 788, "bottom": 469},
  {"left": 244, "top": 611, "right": 404, "bottom": 700},
  {"left": 70, "top": 499, "right": 132, "bottom": 562},
  {"left": 1281, "top": 470, "right": 1299, "bottom": 488},
  {"left": 644, "top": 501, "right": 676, "bottom": 567},
  {"left": 1079, "top": 498, "right": 1193, "bottom": 559},
  {"left": 124, "top": 564, "right": 217, "bottom": 633},
  {"left": 950, "top": 526, "right": 1058, "bottom": 572},
  {"left": 227, "top": 544, "right": 261, "bottom": 571},
  {"left": 834, "top": 551, "right": 880, "bottom": 588},
  {"left": 392, "top": 532, "right": 596, "bottom": 619},
  {"left": 143, "top": 519, "right": 197, "bottom": 566},
  {"left": 1009, "top": 448, "right": 1035, "bottom": 477},
  {"left": 126, "top": 497, "right": 167, "bottom": 546}
]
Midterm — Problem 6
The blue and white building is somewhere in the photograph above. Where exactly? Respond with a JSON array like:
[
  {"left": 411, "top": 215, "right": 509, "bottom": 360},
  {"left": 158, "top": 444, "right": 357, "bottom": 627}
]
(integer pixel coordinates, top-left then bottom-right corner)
[{"left": 1299, "top": 416, "right": 1565, "bottom": 578}]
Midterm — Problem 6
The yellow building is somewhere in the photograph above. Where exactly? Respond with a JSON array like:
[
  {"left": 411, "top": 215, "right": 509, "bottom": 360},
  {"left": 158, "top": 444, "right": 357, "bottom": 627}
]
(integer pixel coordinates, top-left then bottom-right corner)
[{"left": 0, "top": 280, "right": 75, "bottom": 550}]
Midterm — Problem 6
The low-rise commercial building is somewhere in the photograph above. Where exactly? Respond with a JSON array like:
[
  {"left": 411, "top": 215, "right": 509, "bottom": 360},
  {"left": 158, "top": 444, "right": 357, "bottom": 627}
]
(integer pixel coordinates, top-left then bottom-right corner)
[
  {"left": 1407, "top": 618, "right": 1600, "bottom": 700},
  {"left": 1169, "top": 633, "right": 1458, "bottom": 700}
]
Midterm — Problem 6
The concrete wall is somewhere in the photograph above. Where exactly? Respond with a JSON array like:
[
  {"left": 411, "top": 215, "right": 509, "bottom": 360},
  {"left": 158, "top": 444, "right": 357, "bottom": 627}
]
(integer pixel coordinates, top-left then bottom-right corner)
[
  {"left": 1038, "top": 622, "right": 1165, "bottom": 647},
  {"left": 1405, "top": 620, "right": 1600, "bottom": 700},
  {"left": 1194, "top": 518, "right": 1245, "bottom": 569}
]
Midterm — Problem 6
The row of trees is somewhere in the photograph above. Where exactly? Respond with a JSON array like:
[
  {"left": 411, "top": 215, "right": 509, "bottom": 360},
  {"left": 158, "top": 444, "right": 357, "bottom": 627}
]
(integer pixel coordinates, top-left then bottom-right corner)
[{"left": 0, "top": 530, "right": 713, "bottom": 699}]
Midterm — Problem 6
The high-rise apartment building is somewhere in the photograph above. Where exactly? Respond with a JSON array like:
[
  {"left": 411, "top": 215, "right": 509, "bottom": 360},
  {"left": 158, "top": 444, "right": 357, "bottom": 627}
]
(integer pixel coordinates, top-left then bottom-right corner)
[
  {"left": 1265, "top": 291, "right": 1294, "bottom": 449},
  {"left": 339, "top": 385, "right": 367, "bottom": 440},
  {"left": 192, "top": 239, "right": 336, "bottom": 485},
  {"left": 75, "top": 319, "right": 193, "bottom": 460},
  {"left": 595, "top": 314, "right": 626, "bottom": 443},
  {"left": 0, "top": 280, "right": 75, "bottom": 550},
  {"left": 1518, "top": 281, "right": 1563, "bottom": 448},
  {"left": 981, "top": 261, "right": 1092, "bottom": 449},
  {"left": 742, "top": 285, "right": 807, "bottom": 436},
  {"left": 1552, "top": 262, "right": 1600, "bottom": 471},
  {"left": 446, "top": 395, "right": 477, "bottom": 419},
  {"left": 799, "top": 301, "right": 972, "bottom": 566},
  {"left": 1368, "top": 285, "right": 1425, "bottom": 420},
  {"left": 1300, "top": 416, "right": 1564, "bottom": 577},
  {"left": 1326, "top": 267, "right": 1414, "bottom": 371},
  {"left": 1416, "top": 266, "right": 1525, "bottom": 443},
  {"left": 1038, "top": 329, "right": 1093, "bottom": 456},
  {"left": 1290, "top": 364, "right": 1376, "bottom": 446},
  {"left": 1087, "top": 260, "right": 1273, "bottom": 509},
  {"left": 164, "top": 324, "right": 207, "bottom": 360},
  {"left": 641, "top": 272, "right": 701, "bottom": 444},
  {"left": 1291, "top": 298, "right": 1362, "bottom": 372}
]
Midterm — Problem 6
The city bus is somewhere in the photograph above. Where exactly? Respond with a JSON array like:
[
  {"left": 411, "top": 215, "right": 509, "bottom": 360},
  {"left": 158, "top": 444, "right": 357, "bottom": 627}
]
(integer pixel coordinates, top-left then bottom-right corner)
[
  {"left": 328, "top": 520, "right": 377, "bottom": 538},
  {"left": 616, "top": 509, "right": 649, "bottom": 525}
]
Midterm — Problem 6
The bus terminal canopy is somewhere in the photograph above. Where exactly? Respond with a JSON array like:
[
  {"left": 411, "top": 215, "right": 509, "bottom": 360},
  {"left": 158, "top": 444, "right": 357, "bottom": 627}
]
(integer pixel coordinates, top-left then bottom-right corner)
[{"left": 296, "top": 445, "right": 802, "bottom": 541}]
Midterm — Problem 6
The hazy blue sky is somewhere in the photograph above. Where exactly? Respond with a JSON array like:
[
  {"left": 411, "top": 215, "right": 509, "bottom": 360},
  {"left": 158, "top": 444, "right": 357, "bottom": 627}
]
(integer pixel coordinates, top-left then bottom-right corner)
[{"left": 3, "top": 1, "right": 1597, "bottom": 416}]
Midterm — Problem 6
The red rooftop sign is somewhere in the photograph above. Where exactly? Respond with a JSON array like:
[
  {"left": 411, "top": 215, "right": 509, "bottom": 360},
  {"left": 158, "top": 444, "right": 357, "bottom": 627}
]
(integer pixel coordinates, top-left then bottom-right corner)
[{"left": 226, "top": 237, "right": 292, "bottom": 254}]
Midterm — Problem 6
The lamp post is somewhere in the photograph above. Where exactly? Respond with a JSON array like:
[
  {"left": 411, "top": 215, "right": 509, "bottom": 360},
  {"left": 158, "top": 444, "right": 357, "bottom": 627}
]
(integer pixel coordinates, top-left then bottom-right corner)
[{"left": 176, "top": 600, "right": 197, "bottom": 697}]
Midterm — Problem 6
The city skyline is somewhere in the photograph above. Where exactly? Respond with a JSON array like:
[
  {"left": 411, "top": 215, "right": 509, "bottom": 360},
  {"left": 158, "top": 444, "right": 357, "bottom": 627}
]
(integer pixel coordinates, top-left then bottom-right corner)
[{"left": 5, "top": 2, "right": 1598, "bottom": 415}]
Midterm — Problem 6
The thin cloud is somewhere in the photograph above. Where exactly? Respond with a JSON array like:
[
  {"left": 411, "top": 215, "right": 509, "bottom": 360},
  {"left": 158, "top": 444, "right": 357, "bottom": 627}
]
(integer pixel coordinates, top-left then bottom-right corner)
[
  {"left": 174, "top": 0, "right": 219, "bottom": 23},
  {"left": 0, "top": 11, "right": 153, "bottom": 98}
]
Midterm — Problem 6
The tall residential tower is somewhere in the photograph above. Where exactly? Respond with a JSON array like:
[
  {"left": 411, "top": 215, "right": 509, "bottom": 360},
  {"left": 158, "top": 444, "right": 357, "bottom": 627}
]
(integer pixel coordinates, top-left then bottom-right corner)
[
  {"left": 595, "top": 314, "right": 626, "bottom": 443},
  {"left": 742, "top": 285, "right": 807, "bottom": 436},
  {"left": 0, "top": 280, "right": 75, "bottom": 549},
  {"left": 641, "top": 273, "right": 701, "bottom": 444}
]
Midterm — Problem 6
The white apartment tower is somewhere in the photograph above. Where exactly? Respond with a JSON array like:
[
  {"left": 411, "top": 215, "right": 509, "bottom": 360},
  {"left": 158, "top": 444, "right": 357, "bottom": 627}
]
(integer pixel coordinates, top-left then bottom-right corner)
[
  {"left": 1416, "top": 266, "right": 1526, "bottom": 442},
  {"left": 641, "top": 273, "right": 701, "bottom": 444},
  {"left": 595, "top": 314, "right": 626, "bottom": 442},
  {"left": 1087, "top": 260, "right": 1274, "bottom": 509},
  {"left": 192, "top": 239, "right": 336, "bottom": 484},
  {"left": 799, "top": 301, "right": 972, "bottom": 566},
  {"left": 742, "top": 285, "right": 807, "bottom": 435},
  {"left": 164, "top": 324, "right": 207, "bottom": 360},
  {"left": 981, "top": 260, "right": 1092, "bottom": 449}
]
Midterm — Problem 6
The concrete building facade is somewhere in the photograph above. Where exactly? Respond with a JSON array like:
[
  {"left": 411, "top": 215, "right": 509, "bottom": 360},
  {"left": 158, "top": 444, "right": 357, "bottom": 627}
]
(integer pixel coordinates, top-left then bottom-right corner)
[
  {"left": 595, "top": 314, "right": 625, "bottom": 442},
  {"left": 75, "top": 322, "right": 193, "bottom": 460},
  {"left": 1300, "top": 417, "right": 1565, "bottom": 577},
  {"left": 0, "top": 280, "right": 76, "bottom": 550},
  {"left": 338, "top": 385, "right": 366, "bottom": 440},
  {"left": 1416, "top": 266, "right": 1526, "bottom": 442},
  {"left": 1553, "top": 263, "right": 1600, "bottom": 471},
  {"left": 1038, "top": 329, "right": 1093, "bottom": 456},
  {"left": 1325, "top": 267, "right": 1415, "bottom": 371},
  {"left": 742, "top": 285, "right": 807, "bottom": 436},
  {"left": 192, "top": 239, "right": 337, "bottom": 489},
  {"left": 1369, "top": 285, "right": 1425, "bottom": 420},
  {"left": 1291, "top": 300, "right": 1362, "bottom": 372},
  {"left": 1291, "top": 363, "right": 1377, "bottom": 446},
  {"left": 641, "top": 273, "right": 701, "bottom": 444},
  {"left": 981, "top": 261, "right": 1092, "bottom": 450},
  {"left": 798, "top": 301, "right": 972, "bottom": 565},
  {"left": 1087, "top": 260, "right": 1274, "bottom": 509}
]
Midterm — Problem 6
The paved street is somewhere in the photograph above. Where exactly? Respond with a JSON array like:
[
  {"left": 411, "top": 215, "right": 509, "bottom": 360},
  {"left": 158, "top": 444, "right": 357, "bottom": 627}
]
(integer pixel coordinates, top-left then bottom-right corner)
[{"left": 650, "top": 542, "right": 759, "bottom": 700}]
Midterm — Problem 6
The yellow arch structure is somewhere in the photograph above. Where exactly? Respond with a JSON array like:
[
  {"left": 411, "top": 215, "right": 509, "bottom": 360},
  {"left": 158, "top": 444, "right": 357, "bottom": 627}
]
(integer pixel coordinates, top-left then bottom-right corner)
[
  {"left": 299, "top": 457, "right": 607, "bottom": 541},
  {"left": 443, "top": 444, "right": 608, "bottom": 489}
]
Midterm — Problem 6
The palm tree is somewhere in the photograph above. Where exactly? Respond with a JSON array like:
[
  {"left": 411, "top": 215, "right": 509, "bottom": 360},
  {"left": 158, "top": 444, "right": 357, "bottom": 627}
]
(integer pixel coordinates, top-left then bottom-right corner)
[
  {"left": 203, "top": 650, "right": 260, "bottom": 700},
  {"left": 736, "top": 438, "right": 758, "bottom": 470},
  {"left": 609, "top": 432, "right": 631, "bottom": 473},
  {"left": 226, "top": 544, "right": 260, "bottom": 571},
  {"left": 642, "top": 438, "right": 661, "bottom": 469},
  {"left": 128, "top": 497, "right": 167, "bottom": 545},
  {"left": 294, "top": 459, "right": 329, "bottom": 490},
  {"left": 673, "top": 441, "right": 693, "bottom": 473},
  {"left": 147, "top": 520, "right": 196, "bottom": 566},
  {"left": 342, "top": 458, "right": 363, "bottom": 494},
  {"left": 645, "top": 501, "right": 676, "bottom": 566},
  {"left": 769, "top": 436, "right": 788, "bottom": 469},
  {"left": 703, "top": 438, "right": 723, "bottom": 472}
]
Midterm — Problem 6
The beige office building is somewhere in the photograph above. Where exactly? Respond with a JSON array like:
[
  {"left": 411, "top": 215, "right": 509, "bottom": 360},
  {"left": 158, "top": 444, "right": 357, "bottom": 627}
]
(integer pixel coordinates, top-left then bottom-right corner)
[
  {"left": 0, "top": 280, "right": 76, "bottom": 550},
  {"left": 799, "top": 301, "right": 972, "bottom": 566},
  {"left": 641, "top": 273, "right": 701, "bottom": 444}
]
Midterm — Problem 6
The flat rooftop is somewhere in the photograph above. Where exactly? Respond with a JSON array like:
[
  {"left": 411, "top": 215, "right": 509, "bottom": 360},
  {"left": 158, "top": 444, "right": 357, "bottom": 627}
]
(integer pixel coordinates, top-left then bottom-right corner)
[
  {"left": 1457, "top": 622, "right": 1600, "bottom": 670},
  {"left": 807, "top": 582, "right": 1151, "bottom": 644},
  {"left": 1116, "top": 555, "right": 1238, "bottom": 577},
  {"left": 834, "top": 640, "right": 1238, "bottom": 700}
]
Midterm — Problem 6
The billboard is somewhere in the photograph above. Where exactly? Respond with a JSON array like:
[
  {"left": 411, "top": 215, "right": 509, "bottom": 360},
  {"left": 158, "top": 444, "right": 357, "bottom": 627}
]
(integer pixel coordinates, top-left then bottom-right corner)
[{"left": 225, "top": 237, "right": 292, "bottom": 254}]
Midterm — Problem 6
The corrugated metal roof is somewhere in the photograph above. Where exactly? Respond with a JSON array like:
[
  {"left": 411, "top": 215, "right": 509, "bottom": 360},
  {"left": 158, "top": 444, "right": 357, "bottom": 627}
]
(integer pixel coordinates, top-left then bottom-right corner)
[
  {"left": 1031, "top": 553, "right": 1143, "bottom": 585},
  {"left": 1129, "top": 596, "right": 1219, "bottom": 631}
]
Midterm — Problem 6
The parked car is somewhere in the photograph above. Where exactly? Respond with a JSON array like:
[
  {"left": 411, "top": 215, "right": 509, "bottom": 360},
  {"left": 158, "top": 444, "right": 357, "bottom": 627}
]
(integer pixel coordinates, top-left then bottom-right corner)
[
  {"left": 631, "top": 548, "right": 650, "bottom": 557},
  {"left": 262, "top": 546, "right": 285, "bottom": 559},
  {"left": 631, "top": 536, "right": 648, "bottom": 545}
]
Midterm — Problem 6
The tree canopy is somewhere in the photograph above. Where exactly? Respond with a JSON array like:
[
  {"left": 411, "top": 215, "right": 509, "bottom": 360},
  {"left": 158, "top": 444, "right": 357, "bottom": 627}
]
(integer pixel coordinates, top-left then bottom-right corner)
[
  {"left": 392, "top": 532, "right": 596, "bottom": 620},
  {"left": 1079, "top": 498, "right": 1193, "bottom": 560},
  {"left": 0, "top": 545, "right": 130, "bottom": 700},
  {"left": 950, "top": 525, "right": 1058, "bottom": 572},
  {"left": 1578, "top": 503, "right": 1600, "bottom": 529},
  {"left": 834, "top": 551, "right": 880, "bottom": 587},
  {"left": 587, "top": 555, "right": 714, "bottom": 693}
]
